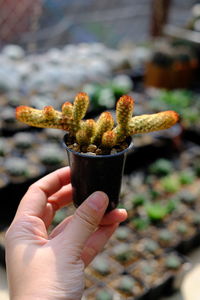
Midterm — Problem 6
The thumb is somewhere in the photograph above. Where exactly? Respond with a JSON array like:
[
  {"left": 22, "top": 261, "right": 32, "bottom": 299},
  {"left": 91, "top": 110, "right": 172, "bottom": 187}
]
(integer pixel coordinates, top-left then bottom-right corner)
[{"left": 55, "top": 191, "right": 109, "bottom": 254}]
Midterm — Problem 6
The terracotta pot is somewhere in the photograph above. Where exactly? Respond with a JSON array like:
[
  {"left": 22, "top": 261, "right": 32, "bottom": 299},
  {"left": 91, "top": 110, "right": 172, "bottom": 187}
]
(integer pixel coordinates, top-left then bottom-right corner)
[{"left": 63, "top": 134, "right": 133, "bottom": 212}]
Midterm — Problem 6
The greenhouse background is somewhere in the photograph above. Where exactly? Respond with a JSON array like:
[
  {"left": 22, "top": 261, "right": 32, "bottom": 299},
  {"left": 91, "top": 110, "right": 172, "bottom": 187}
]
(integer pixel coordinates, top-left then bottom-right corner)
[{"left": 1, "top": 1, "right": 200, "bottom": 300}]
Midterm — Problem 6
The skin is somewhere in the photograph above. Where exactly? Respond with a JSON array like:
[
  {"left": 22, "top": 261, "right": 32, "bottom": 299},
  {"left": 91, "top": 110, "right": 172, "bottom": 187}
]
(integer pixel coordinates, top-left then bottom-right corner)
[{"left": 5, "top": 167, "right": 127, "bottom": 300}]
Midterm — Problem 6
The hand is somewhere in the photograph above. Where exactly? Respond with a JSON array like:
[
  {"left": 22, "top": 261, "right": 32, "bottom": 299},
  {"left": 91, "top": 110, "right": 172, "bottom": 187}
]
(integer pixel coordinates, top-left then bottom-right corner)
[{"left": 5, "top": 167, "right": 127, "bottom": 300}]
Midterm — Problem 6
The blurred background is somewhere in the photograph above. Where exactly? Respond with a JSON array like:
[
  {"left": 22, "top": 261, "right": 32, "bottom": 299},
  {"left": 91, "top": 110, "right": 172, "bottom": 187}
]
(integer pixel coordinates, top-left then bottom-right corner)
[{"left": 1, "top": 1, "right": 200, "bottom": 299}]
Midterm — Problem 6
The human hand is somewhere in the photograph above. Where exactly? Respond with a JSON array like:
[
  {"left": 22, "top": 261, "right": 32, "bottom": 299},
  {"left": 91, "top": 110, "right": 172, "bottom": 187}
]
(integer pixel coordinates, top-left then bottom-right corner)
[{"left": 5, "top": 167, "right": 127, "bottom": 300}]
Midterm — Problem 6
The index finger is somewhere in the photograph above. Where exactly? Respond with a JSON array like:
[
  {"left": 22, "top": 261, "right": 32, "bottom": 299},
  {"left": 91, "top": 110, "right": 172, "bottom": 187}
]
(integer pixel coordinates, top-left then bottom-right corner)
[{"left": 16, "top": 167, "right": 71, "bottom": 219}]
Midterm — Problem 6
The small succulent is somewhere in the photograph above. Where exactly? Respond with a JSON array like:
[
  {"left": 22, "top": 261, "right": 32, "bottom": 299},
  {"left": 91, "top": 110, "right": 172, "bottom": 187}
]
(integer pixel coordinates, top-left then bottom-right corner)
[
  {"left": 192, "top": 213, "right": 200, "bottom": 226},
  {"left": 132, "top": 193, "right": 146, "bottom": 207},
  {"left": 131, "top": 217, "right": 150, "bottom": 231},
  {"left": 0, "top": 138, "right": 9, "bottom": 156},
  {"left": 92, "top": 256, "right": 110, "bottom": 276},
  {"left": 143, "top": 239, "right": 160, "bottom": 254},
  {"left": 14, "top": 132, "right": 34, "bottom": 149},
  {"left": 177, "top": 222, "right": 188, "bottom": 235},
  {"left": 4, "top": 157, "right": 29, "bottom": 177},
  {"left": 178, "top": 190, "right": 197, "bottom": 205},
  {"left": 145, "top": 202, "right": 169, "bottom": 222},
  {"left": 16, "top": 93, "right": 179, "bottom": 154},
  {"left": 111, "top": 243, "right": 134, "bottom": 263},
  {"left": 37, "top": 144, "right": 65, "bottom": 166},
  {"left": 149, "top": 159, "right": 173, "bottom": 177},
  {"left": 117, "top": 275, "right": 135, "bottom": 294},
  {"left": 2, "top": 107, "right": 16, "bottom": 125},
  {"left": 141, "top": 263, "right": 155, "bottom": 275},
  {"left": 114, "top": 226, "right": 132, "bottom": 241},
  {"left": 179, "top": 170, "right": 196, "bottom": 185},
  {"left": 161, "top": 175, "right": 180, "bottom": 194},
  {"left": 165, "top": 254, "right": 182, "bottom": 270},
  {"left": 96, "top": 289, "right": 113, "bottom": 300},
  {"left": 158, "top": 229, "right": 174, "bottom": 244}
]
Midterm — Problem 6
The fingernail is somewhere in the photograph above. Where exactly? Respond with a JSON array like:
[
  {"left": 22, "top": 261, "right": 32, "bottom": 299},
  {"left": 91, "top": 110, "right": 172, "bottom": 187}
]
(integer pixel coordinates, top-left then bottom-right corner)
[{"left": 87, "top": 191, "right": 108, "bottom": 211}]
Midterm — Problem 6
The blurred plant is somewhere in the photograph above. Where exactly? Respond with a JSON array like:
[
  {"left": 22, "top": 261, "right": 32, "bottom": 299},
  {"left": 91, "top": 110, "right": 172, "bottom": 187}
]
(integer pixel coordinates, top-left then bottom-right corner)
[
  {"left": 117, "top": 275, "right": 135, "bottom": 294},
  {"left": 132, "top": 193, "right": 147, "bottom": 207},
  {"left": 131, "top": 217, "right": 150, "bottom": 231},
  {"left": 165, "top": 254, "right": 182, "bottom": 270},
  {"left": 179, "top": 169, "right": 196, "bottom": 185},
  {"left": 149, "top": 159, "right": 173, "bottom": 177},
  {"left": 92, "top": 256, "right": 110, "bottom": 276},
  {"left": 161, "top": 175, "right": 180, "bottom": 193},
  {"left": 96, "top": 289, "right": 113, "bottom": 300},
  {"left": 145, "top": 202, "right": 169, "bottom": 222},
  {"left": 4, "top": 157, "right": 29, "bottom": 177}
]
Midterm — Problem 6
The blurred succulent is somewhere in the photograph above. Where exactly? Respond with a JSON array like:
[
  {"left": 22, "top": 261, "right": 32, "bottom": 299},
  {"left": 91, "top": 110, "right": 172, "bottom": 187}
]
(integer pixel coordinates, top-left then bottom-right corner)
[
  {"left": 111, "top": 243, "right": 134, "bottom": 264},
  {"left": 179, "top": 170, "right": 196, "bottom": 185},
  {"left": 1, "top": 107, "right": 16, "bottom": 125},
  {"left": 114, "top": 227, "right": 132, "bottom": 241},
  {"left": 158, "top": 229, "right": 174, "bottom": 244},
  {"left": 4, "top": 157, "right": 29, "bottom": 177},
  {"left": 141, "top": 263, "right": 155, "bottom": 275},
  {"left": 192, "top": 213, "right": 200, "bottom": 226},
  {"left": 165, "top": 254, "right": 182, "bottom": 270},
  {"left": 143, "top": 239, "right": 160, "bottom": 254},
  {"left": 131, "top": 217, "right": 150, "bottom": 231},
  {"left": 145, "top": 202, "right": 169, "bottom": 222},
  {"left": 117, "top": 275, "right": 135, "bottom": 294},
  {"left": 37, "top": 144, "right": 65, "bottom": 166},
  {"left": 132, "top": 193, "right": 146, "bottom": 207},
  {"left": 111, "top": 74, "right": 133, "bottom": 98},
  {"left": 2, "top": 44, "right": 25, "bottom": 60},
  {"left": 176, "top": 222, "right": 188, "bottom": 235},
  {"left": 14, "top": 132, "right": 34, "bottom": 149},
  {"left": 44, "top": 128, "right": 64, "bottom": 142},
  {"left": 149, "top": 159, "right": 173, "bottom": 177},
  {"left": 161, "top": 175, "right": 180, "bottom": 193},
  {"left": 96, "top": 289, "right": 113, "bottom": 300},
  {"left": 178, "top": 190, "right": 197, "bottom": 205},
  {"left": 16, "top": 93, "right": 179, "bottom": 154},
  {"left": 92, "top": 256, "right": 111, "bottom": 276},
  {"left": 0, "top": 138, "right": 9, "bottom": 156}
]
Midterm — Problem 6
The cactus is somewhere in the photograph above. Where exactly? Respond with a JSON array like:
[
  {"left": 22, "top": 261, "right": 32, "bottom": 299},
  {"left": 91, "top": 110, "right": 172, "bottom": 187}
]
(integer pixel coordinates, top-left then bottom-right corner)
[{"left": 16, "top": 92, "right": 179, "bottom": 153}]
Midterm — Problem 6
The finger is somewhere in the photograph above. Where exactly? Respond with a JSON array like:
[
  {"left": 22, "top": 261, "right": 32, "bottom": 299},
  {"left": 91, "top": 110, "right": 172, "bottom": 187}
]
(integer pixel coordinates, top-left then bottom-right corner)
[
  {"left": 48, "top": 184, "right": 73, "bottom": 209},
  {"left": 100, "top": 209, "right": 127, "bottom": 225},
  {"left": 54, "top": 191, "right": 108, "bottom": 252},
  {"left": 81, "top": 223, "right": 119, "bottom": 266},
  {"left": 16, "top": 167, "right": 70, "bottom": 219},
  {"left": 42, "top": 203, "right": 56, "bottom": 229}
]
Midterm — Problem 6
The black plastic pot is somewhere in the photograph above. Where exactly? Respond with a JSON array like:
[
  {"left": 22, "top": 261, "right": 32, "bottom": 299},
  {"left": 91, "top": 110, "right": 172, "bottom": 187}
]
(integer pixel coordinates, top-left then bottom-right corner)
[{"left": 63, "top": 134, "right": 133, "bottom": 212}]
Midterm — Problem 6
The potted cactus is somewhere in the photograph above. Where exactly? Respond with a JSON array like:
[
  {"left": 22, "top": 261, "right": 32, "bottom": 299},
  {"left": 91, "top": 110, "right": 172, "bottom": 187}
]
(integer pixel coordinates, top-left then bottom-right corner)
[{"left": 16, "top": 92, "right": 179, "bottom": 211}]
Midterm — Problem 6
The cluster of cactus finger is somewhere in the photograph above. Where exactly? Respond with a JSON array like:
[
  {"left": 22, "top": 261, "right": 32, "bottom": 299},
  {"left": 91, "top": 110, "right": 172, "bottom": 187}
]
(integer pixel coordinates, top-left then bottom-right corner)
[{"left": 16, "top": 92, "right": 179, "bottom": 153}]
